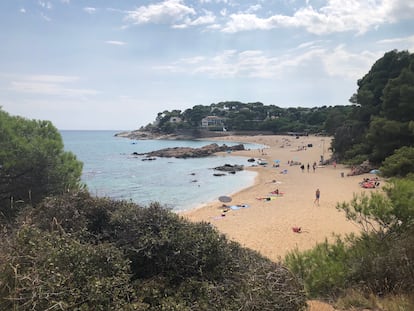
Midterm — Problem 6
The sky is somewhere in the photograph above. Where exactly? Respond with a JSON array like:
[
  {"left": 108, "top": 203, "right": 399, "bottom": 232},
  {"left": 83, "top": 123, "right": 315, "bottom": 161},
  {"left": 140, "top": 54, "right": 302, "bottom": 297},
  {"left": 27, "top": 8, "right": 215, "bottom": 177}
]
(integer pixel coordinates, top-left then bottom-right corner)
[{"left": 1, "top": 0, "right": 413, "bottom": 130}]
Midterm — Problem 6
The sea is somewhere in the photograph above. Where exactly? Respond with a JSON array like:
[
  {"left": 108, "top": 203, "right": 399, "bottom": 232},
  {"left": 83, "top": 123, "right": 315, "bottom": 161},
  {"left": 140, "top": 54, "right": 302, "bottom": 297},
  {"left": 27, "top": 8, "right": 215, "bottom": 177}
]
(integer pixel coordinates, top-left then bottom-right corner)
[{"left": 60, "top": 131, "right": 264, "bottom": 212}]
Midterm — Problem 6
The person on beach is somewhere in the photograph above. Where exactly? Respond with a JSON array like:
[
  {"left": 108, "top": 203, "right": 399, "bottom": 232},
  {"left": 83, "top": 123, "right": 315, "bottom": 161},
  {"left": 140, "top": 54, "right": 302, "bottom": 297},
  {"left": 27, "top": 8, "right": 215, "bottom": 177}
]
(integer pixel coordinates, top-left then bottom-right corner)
[{"left": 314, "top": 188, "right": 320, "bottom": 206}]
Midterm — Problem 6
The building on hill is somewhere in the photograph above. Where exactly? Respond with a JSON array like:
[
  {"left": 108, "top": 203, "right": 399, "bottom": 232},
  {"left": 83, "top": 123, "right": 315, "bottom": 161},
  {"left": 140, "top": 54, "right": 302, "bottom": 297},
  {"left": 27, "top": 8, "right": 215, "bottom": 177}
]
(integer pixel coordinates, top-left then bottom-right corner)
[{"left": 201, "top": 116, "right": 225, "bottom": 129}]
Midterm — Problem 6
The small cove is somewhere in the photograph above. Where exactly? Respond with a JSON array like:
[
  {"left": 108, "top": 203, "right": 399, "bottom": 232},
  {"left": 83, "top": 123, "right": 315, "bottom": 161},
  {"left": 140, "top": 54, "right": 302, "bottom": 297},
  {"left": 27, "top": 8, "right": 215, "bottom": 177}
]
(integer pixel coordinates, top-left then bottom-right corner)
[{"left": 61, "top": 130, "right": 264, "bottom": 212}]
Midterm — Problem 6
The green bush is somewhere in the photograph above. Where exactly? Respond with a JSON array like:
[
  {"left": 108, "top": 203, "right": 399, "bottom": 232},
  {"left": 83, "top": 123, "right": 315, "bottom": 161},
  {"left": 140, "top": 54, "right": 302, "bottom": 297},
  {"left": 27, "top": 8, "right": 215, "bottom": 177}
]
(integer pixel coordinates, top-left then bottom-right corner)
[
  {"left": 346, "top": 228, "right": 414, "bottom": 293},
  {"left": 380, "top": 146, "right": 414, "bottom": 177},
  {"left": 0, "top": 226, "right": 134, "bottom": 310},
  {"left": 18, "top": 192, "right": 307, "bottom": 310},
  {"left": 284, "top": 236, "right": 350, "bottom": 298}
]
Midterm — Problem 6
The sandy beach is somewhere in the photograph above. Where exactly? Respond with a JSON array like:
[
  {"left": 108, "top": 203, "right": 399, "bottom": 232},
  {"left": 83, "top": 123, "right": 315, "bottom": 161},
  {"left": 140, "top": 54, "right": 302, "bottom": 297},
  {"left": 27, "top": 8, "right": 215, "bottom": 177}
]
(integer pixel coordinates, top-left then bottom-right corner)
[{"left": 183, "top": 135, "right": 379, "bottom": 262}]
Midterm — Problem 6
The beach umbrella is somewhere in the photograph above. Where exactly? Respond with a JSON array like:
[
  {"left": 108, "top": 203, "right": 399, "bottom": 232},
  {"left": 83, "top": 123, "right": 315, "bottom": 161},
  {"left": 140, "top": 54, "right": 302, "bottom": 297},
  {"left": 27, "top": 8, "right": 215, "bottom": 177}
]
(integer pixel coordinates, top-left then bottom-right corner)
[
  {"left": 218, "top": 195, "right": 232, "bottom": 203},
  {"left": 273, "top": 159, "right": 280, "bottom": 163}
]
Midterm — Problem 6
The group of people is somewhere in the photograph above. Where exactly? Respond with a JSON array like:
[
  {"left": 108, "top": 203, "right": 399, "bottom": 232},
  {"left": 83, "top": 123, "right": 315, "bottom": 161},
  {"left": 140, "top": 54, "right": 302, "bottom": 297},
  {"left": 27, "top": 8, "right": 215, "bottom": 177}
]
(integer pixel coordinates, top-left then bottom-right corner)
[
  {"left": 299, "top": 162, "right": 317, "bottom": 173},
  {"left": 359, "top": 177, "right": 380, "bottom": 189}
]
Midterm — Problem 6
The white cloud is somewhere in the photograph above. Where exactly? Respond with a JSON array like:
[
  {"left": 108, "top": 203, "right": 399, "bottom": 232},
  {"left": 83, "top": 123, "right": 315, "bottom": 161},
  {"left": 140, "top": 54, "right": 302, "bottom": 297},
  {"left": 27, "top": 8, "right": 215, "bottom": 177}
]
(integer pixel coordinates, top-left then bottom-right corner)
[
  {"left": 154, "top": 44, "right": 380, "bottom": 80},
  {"left": 376, "top": 35, "right": 414, "bottom": 51},
  {"left": 84, "top": 7, "right": 96, "bottom": 14},
  {"left": 8, "top": 74, "right": 98, "bottom": 97},
  {"left": 38, "top": 1, "right": 52, "bottom": 10},
  {"left": 221, "top": 13, "right": 273, "bottom": 33},
  {"left": 125, "top": 0, "right": 195, "bottom": 25},
  {"left": 173, "top": 10, "right": 216, "bottom": 28},
  {"left": 189, "top": 10, "right": 216, "bottom": 25},
  {"left": 40, "top": 13, "right": 51, "bottom": 22},
  {"left": 220, "top": 0, "right": 414, "bottom": 35},
  {"left": 246, "top": 4, "right": 262, "bottom": 13},
  {"left": 385, "top": 0, "right": 414, "bottom": 20},
  {"left": 295, "top": 40, "right": 326, "bottom": 50},
  {"left": 105, "top": 40, "right": 127, "bottom": 46},
  {"left": 20, "top": 8, "right": 26, "bottom": 13},
  {"left": 322, "top": 45, "right": 380, "bottom": 79}
]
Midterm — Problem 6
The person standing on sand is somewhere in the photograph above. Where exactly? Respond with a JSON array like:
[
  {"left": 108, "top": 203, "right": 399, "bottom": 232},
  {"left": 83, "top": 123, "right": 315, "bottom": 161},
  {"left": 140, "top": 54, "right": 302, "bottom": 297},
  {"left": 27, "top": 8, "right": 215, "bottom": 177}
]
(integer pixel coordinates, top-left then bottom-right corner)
[{"left": 314, "top": 188, "right": 320, "bottom": 206}]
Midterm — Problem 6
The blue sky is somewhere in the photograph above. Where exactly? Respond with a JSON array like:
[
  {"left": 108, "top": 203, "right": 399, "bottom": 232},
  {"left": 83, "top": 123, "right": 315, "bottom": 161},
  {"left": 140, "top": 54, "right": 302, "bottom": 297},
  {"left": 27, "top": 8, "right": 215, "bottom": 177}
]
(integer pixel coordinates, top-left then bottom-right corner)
[{"left": 1, "top": 0, "right": 413, "bottom": 130}]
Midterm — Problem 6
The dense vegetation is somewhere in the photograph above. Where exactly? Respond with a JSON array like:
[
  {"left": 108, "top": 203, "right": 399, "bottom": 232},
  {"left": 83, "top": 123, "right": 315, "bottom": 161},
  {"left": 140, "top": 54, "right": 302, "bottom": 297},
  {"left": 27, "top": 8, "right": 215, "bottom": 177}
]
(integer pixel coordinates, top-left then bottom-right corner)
[
  {"left": 1, "top": 192, "right": 306, "bottom": 310},
  {"left": 144, "top": 103, "right": 352, "bottom": 136},
  {"left": 332, "top": 50, "right": 414, "bottom": 165}
]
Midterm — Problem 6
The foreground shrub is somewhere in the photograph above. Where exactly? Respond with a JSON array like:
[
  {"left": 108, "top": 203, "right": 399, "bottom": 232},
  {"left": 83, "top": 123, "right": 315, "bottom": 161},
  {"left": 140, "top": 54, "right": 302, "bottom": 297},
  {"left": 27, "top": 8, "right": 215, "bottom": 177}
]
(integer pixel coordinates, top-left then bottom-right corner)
[
  {"left": 0, "top": 226, "right": 134, "bottom": 310},
  {"left": 380, "top": 146, "right": 414, "bottom": 177},
  {"left": 284, "top": 236, "right": 350, "bottom": 298},
  {"left": 14, "top": 191, "right": 306, "bottom": 310},
  {"left": 346, "top": 227, "right": 414, "bottom": 294}
]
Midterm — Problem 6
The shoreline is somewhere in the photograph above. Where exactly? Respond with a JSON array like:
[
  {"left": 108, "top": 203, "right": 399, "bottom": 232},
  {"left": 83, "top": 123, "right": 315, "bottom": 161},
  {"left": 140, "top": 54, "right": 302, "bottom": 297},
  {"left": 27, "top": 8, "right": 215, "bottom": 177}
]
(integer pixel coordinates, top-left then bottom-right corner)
[{"left": 182, "top": 134, "right": 378, "bottom": 261}]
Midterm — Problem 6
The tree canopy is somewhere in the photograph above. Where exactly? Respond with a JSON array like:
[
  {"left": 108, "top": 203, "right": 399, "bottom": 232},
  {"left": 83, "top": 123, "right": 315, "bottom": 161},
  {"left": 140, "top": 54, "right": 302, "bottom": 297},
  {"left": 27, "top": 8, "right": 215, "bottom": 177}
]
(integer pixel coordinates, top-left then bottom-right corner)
[
  {"left": 144, "top": 101, "right": 352, "bottom": 136},
  {"left": 0, "top": 108, "right": 83, "bottom": 221},
  {"left": 332, "top": 50, "right": 414, "bottom": 164}
]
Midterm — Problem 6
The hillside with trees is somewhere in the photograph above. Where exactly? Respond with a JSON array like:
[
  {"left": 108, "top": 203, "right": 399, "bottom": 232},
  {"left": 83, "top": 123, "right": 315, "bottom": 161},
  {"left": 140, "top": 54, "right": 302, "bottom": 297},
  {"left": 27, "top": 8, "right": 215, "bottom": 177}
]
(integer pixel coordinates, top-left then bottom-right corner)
[{"left": 141, "top": 102, "right": 352, "bottom": 137}]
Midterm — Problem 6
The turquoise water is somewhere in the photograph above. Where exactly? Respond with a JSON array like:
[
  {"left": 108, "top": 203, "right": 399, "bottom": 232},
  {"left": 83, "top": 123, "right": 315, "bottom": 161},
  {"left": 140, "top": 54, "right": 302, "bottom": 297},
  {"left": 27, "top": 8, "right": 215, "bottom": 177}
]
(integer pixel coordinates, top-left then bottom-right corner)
[{"left": 61, "top": 131, "right": 262, "bottom": 212}]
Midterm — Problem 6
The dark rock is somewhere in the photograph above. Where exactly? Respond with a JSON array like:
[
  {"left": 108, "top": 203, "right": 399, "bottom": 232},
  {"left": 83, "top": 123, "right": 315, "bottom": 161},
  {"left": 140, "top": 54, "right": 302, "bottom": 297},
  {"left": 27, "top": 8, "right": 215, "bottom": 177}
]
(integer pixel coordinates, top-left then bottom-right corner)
[
  {"left": 141, "top": 157, "right": 156, "bottom": 161},
  {"left": 213, "top": 164, "right": 244, "bottom": 172},
  {"left": 133, "top": 143, "right": 245, "bottom": 159}
]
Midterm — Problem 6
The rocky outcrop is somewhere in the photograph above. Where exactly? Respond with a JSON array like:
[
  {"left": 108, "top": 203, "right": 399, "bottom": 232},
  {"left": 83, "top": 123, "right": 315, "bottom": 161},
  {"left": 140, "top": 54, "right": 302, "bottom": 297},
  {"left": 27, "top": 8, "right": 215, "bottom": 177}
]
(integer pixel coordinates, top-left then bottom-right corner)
[
  {"left": 347, "top": 160, "right": 375, "bottom": 176},
  {"left": 213, "top": 164, "right": 244, "bottom": 172},
  {"left": 133, "top": 143, "right": 245, "bottom": 159},
  {"left": 116, "top": 130, "right": 180, "bottom": 140}
]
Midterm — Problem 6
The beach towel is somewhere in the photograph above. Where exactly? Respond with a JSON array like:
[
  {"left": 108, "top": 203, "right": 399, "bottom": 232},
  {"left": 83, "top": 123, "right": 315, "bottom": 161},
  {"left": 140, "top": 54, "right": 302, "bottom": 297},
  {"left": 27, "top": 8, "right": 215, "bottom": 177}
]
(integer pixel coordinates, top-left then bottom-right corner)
[
  {"left": 269, "top": 191, "right": 284, "bottom": 196},
  {"left": 229, "top": 204, "right": 250, "bottom": 210}
]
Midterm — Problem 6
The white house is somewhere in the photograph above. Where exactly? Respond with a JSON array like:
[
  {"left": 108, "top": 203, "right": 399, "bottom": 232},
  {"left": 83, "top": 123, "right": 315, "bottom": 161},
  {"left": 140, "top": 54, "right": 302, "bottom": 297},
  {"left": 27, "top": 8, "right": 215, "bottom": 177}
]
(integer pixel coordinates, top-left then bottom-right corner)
[{"left": 201, "top": 116, "right": 225, "bottom": 128}]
